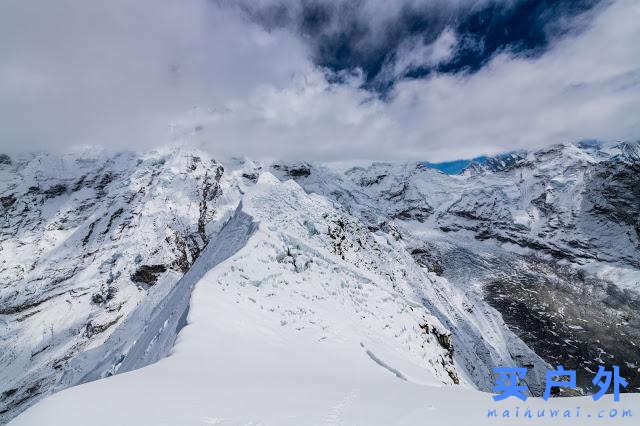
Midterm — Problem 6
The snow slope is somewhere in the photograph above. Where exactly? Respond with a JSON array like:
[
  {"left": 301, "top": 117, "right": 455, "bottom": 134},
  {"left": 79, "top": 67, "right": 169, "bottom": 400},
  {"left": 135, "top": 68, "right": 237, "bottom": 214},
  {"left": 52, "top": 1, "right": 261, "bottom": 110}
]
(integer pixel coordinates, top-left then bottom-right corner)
[
  {"left": 3, "top": 141, "right": 640, "bottom": 424},
  {"left": 268, "top": 141, "right": 640, "bottom": 394},
  {"left": 11, "top": 175, "right": 639, "bottom": 425},
  {"left": 56, "top": 203, "right": 257, "bottom": 388},
  {"left": 0, "top": 148, "right": 232, "bottom": 421}
]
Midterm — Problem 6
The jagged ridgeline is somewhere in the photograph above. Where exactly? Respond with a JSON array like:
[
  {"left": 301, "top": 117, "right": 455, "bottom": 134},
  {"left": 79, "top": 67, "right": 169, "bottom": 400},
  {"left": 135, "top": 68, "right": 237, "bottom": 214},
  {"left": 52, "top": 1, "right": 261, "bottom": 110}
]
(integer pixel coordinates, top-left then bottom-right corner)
[
  {"left": 1, "top": 141, "right": 639, "bottom": 422},
  {"left": 0, "top": 149, "right": 226, "bottom": 421}
]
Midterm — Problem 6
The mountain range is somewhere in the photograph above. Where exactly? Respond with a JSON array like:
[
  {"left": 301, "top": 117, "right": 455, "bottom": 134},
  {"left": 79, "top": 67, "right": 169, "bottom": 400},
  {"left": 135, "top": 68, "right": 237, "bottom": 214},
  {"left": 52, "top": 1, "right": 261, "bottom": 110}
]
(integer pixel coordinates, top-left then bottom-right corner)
[{"left": 1, "top": 141, "right": 639, "bottom": 424}]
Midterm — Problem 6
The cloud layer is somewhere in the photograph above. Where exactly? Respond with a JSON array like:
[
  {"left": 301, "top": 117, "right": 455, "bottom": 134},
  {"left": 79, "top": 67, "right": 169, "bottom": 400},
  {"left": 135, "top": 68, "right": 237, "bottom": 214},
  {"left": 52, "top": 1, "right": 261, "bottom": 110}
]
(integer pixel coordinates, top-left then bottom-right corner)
[
  {"left": 0, "top": 0, "right": 309, "bottom": 152},
  {"left": 1, "top": 0, "right": 639, "bottom": 161}
]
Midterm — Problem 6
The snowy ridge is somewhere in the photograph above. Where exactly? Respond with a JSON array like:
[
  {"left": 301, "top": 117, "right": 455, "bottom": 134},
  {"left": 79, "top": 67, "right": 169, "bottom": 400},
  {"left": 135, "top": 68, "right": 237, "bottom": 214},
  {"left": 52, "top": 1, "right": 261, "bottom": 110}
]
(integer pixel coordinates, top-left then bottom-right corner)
[
  {"left": 56, "top": 204, "right": 257, "bottom": 389},
  {"left": 10, "top": 166, "right": 640, "bottom": 426},
  {"left": 2, "top": 141, "right": 640, "bottom": 424},
  {"left": 269, "top": 140, "right": 640, "bottom": 394},
  {"left": 272, "top": 141, "right": 640, "bottom": 268},
  {"left": 0, "top": 148, "right": 229, "bottom": 421}
]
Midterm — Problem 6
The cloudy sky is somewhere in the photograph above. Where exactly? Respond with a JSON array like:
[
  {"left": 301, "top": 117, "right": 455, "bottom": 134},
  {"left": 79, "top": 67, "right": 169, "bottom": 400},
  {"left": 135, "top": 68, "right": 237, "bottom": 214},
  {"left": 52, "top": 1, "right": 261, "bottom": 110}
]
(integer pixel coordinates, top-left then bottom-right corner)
[{"left": 1, "top": 0, "right": 639, "bottom": 161}]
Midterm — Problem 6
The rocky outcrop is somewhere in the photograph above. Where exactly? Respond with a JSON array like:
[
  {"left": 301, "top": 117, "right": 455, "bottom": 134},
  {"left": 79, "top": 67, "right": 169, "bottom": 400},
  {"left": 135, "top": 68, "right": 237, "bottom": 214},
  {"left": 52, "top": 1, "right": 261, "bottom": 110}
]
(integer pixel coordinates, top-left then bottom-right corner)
[
  {"left": 584, "top": 160, "right": 640, "bottom": 239},
  {"left": 0, "top": 148, "right": 225, "bottom": 422},
  {"left": 130, "top": 265, "right": 167, "bottom": 286},
  {"left": 3, "top": 141, "right": 639, "bottom": 422},
  {"left": 271, "top": 140, "right": 640, "bottom": 398}
]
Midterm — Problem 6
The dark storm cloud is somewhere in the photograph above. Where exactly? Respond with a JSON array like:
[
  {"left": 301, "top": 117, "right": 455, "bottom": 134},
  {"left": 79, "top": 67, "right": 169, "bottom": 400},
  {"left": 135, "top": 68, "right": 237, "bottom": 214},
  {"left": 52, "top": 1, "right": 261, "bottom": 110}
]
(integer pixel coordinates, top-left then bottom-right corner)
[
  {"left": 232, "top": 0, "right": 606, "bottom": 90},
  {"left": 434, "top": 0, "right": 604, "bottom": 73}
]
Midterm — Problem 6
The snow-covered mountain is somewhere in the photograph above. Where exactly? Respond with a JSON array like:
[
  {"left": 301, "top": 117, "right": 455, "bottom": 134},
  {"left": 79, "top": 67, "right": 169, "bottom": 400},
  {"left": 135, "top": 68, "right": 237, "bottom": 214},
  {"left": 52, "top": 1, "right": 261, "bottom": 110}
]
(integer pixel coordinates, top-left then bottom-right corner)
[
  {"left": 1, "top": 141, "right": 639, "bottom": 424},
  {"left": 268, "top": 141, "right": 640, "bottom": 393}
]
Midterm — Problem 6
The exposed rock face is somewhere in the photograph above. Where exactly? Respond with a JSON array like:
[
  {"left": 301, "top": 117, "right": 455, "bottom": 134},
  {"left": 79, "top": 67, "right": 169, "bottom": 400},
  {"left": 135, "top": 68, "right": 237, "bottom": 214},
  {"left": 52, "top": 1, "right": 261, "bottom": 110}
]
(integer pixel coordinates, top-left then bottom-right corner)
[
  {"left": 42, "top": 184, "right": 68, "bottom": 199},
  {"left": 483, "top": 257, "right": 640, "bottom": 394},
  {"left": 130, "top": 265, "right": 168, "bottom": 286},
  {"left": 271, "top": 163, "right": 312, "bottom": 178},
  {"left": 271, "top": 140, "right": 640, "bottom": 398},
  {"left": 2, "top": 141, "right": 639, "bottom": 422},
  {"left": 584, "top": 160, "right": 640, "bottom": 239},
  {"left": 409, "top": 246, "right": 444, "bottom": 276},
  {"left": 0, "top": 148, "right": 225, "bottom": 422},
  {"left": 461, "top": 151, "right": 528, "bottom": 177}
]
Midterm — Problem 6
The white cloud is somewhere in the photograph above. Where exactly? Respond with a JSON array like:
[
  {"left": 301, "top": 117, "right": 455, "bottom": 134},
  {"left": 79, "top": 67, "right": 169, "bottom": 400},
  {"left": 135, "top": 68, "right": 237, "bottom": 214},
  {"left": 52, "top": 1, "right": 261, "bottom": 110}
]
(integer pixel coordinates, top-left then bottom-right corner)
[
  {"left": 377, "top": 29, "right": 458, "bottom": 82},
  {"left": 0, "top": 0, "right": 309, "bottom": 152},
  {"left": 0, "top": 0, "right": 639, "bottom": 161}
]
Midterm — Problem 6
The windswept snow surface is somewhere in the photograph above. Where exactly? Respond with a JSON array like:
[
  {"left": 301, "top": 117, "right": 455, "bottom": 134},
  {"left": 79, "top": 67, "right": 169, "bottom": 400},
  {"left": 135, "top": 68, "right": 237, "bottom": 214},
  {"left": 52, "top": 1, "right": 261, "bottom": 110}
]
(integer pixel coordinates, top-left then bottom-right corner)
[
  {"left": 0, "top": 148, "right": 232, "bottom": 422},
  {"left": 5, "top": 142, "right": 640, "bottom": 425},
  {"left": 55, "top": 204, "right": 257, "bottom": 388},
  {"left": 269, "top": 141, "right": 640, "bottom": 394},
  {"left": 12, "top": 174, "right": 640, "bottom": 425}
]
